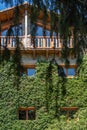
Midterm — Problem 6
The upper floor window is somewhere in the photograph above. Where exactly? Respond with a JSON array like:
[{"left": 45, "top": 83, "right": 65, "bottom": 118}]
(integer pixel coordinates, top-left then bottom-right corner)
[
  {"left": 27, "top": 68, "right": 35, "bottom": 76},
  {"left": 63, "top": 67, "right": 76, "bottom": 76},
  {"left": 68, "top": 68, "right": 76, "bottom": 76}
]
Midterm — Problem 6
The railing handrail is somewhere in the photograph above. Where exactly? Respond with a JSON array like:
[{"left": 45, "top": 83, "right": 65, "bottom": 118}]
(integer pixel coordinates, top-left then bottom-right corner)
[
  {"left": 0, "top": 35, "right": 73, "bottom": 38},
  {"left": 0, "top": 35, "right": 73, "bottom": 49}
]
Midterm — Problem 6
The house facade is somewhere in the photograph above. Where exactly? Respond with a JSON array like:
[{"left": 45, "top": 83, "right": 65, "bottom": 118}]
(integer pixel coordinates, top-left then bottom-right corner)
[{"left": 0, "top": 2, "right": 76, "bottom": 76}]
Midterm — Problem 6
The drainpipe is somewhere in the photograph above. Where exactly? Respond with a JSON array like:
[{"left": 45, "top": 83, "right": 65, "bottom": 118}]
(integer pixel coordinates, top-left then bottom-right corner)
[
  {"left": 24, "top": 1, "right": 31, "bottom": 48},
  {"left": 25, "top": 6, "right": 28, "bottom": 48}
]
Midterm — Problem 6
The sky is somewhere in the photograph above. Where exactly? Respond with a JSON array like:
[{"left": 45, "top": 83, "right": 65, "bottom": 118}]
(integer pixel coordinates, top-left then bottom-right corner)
[
  {"left": 0, "top": 0, "right": 30, "bottom": 11},
  {"left": 0, "top": 2, "right": 7, "bottom": 10}
]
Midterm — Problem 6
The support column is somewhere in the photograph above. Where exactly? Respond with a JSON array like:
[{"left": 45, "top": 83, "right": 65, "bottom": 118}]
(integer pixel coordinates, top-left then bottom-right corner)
[
  {"left": 0, "top": 21, "right": 1, "bottom": 47},
  {"left": 24, "top": 2, "right": 31, "bottom": 48},
  {"left": 25, "top": 9, "right": 28, "bottom": 48},
  {"left": 0, "top": 32, "right": 1, "bottom": 48},
  {"left": 46, "top": 50, "right": 48, "bottom": 60},
  {"left": 33, "top": 50, "right": 36, "bottom": 59},
  {"left": 26, "top": 110, "right": 28, "bottom": 120},
  {"left": 0, "top": 21, "right": 1, "bottom": 60}
]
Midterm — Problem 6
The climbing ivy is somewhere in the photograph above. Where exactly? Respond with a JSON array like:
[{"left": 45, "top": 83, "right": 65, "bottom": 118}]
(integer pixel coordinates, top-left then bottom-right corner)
[{"left": 1, "top": 55, "right": 87, "bottom": 129}]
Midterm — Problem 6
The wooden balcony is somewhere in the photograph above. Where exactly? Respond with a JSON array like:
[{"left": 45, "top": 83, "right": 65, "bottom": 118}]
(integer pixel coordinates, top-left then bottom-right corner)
[{"left": 0, "top": 36, "right": 73, "bottom": 51}]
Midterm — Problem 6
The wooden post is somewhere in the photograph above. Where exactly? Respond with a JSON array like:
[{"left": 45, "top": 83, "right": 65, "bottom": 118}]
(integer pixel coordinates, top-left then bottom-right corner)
[
  {"left": 26, "top": 110, "right": 28, "bottom": 120},
  {"left": 33, "top": 50, "right": 36, "bottom": 59},
  {"left": 46, "top": 50, "right": 48, "bottom": 60}
]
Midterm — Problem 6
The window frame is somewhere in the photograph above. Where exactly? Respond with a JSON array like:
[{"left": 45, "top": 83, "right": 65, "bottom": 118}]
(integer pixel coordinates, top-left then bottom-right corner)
[
  {"left": 23, "top": 64, "right": 36, "bottom": 76},
  {"left": 60, "top": 107, "right": 78, "bottom": 120},
  {"left": 62, "top": 65, "right": 77, "bottom": 77},
  {"left": 18, "top": 107, "right": 36, "bottom": 120}
]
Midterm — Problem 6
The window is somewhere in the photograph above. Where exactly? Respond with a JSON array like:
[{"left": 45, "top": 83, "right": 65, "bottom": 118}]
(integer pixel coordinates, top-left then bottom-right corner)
[
  {"left": 18, "top": 107, "right": 36, "bottom": 120},
  {"left": 28, "top": 110, "right": 36, "bottom": 120},
  {"left": 63, "top": 67, "right": 76, "bottom": 76},
  {"left": 60, "top": 107, "right": 78, "bottom": 120},
  {"left": 27, "top": 68, "right": 35, "bottom": 76},
  {"left": 19, "top": 110, "right": 26, "bottom": 120},
  {"left": 68, "top": 68, "right": 75, "bottom": 76}
]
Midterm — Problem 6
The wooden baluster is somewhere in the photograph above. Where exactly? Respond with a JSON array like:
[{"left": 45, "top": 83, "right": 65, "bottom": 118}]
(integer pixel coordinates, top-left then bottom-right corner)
[
  {"left": 50, "top": 38, "right": 54, "bottom": 48},
  {"left": 55, "top": 38, "right": 57, "bottom": 48},
  {"left": 2, "top": 37, "right": 3, "bottom": 47},
  {"left": 56, "top": 38, "right": 59, "bottom": 48},
  {"left": 0, "top": 35, "right": 1, "bottom": 49},
  {"left": 50, "top": 38, "right": 52, "bottom": 48},
  {"left": 45, "top": 38, "right": 47, "bottom": 48},
  {"left": 50, "top": 38, "right": 51, "bottom": 48},
  {"left": 11, "top": 37, "right": 13, "bottom": 47},
  {"left": 12, "top": 37, "right": 14, "bottom": 47},
  {"left": 70, "top": 37, "right": 73, "bottom": 48},
  {"left": 10, "top": 37, "right": 12, "bottom": 47},
  {"left": 47, "top": 38, "right": 49, "bottom": 48},
  {"left": 37, "top": 38, "right": 39, "bottom": 48},
  {"left": 53, "top": 37, "right": 55, "bottom": 48},
  {"left": 3, "top": 37, "right": 5, "bottom": 47},
  {"left": 38, "top": 38, "right": 40, "bottom": 48},
  {"left": 0, "top": 36, "right": 2, "bottom": 47},
  {"left": 41, "top": 38, "right": 43, "bottom": 48},
  {"left": 13, "top": 37, "right": 15, "bottom": 47},
  {"left": 19, "top": 37, "right": 21, "bottom": 48},
  {"left": 39, "top": 38, "right": 41, "bottom": 48},
  {"left": 30, "top": 36, "right": 32, "bottom": 48},
  {"left": 27, "top": 36, "right": 29, "bottom": 47},
  {"left": 59, "top": 38, "right": 61, "bottom": 48},
  {"left": 43, "top": 38, "right": 45, "bottom": 48}
]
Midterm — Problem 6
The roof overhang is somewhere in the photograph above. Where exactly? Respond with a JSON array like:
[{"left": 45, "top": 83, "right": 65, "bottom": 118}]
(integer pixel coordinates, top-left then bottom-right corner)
[{"left": 0, "top": 2, "right": 57, "bottom": 31}]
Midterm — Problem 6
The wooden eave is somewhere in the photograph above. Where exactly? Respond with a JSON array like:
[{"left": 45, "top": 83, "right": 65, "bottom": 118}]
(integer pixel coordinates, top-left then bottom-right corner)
[{"left": 0, "top": 3, "right": 57, "bottom": 31}]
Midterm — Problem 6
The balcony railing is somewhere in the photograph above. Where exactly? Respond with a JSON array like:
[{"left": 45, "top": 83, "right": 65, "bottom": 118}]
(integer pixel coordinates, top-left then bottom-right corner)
[{"left": 0, "top": 36, "right": 73, "bottom": 49}]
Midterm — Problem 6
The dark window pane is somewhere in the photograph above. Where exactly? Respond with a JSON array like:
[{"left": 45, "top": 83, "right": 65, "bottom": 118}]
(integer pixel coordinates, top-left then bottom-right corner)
[
  {"left": 28, "top": 110, "right": 35, "bottom": 120},
  {"left": 69, "top": 111, "right": 76, "bottom": 119},
  {"left": 19, "top": 110, "right": 26, "bottom": 120},
  {"left": 60, "top": 110, "right": 77, "bottom": 119},
  {"left": 63, "top": 68, "right": 66, "bottom": 75}
]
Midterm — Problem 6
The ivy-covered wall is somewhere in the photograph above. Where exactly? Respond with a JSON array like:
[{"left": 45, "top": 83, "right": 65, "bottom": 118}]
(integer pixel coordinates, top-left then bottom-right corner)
[{"left": 1, "top": 55, "right": 87, "bottom": 130}]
